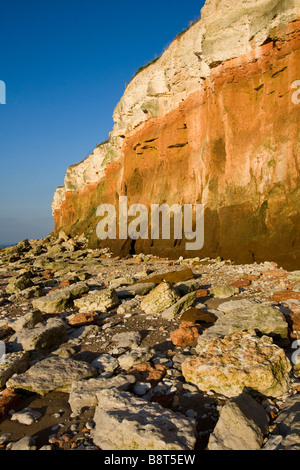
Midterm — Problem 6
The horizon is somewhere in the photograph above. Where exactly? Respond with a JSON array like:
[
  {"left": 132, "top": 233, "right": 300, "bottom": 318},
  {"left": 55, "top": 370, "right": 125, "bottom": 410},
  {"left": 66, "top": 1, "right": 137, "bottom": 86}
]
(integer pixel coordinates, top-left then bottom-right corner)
[{"left": 0, "top": 0, "right": 205, "bottom": 245}]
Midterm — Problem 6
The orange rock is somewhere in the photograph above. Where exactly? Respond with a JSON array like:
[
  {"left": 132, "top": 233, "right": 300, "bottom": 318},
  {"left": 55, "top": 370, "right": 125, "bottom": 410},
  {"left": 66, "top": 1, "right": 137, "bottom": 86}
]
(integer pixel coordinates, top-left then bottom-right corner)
[
  {"left": 272, "top": 291, "right": 300, "bottom": 302},
  {"left": 262, "top": 270, "right": 289, "bottom": 279},
  {"left": 287, "top": 312, "right": 300, "bottom": 332},
  {"left": 59, "top": 280, "right": 73, "bottom": 288},
  {"left": 68, "top": 312, "right": 98, "bottom": 327},
  {"left": 170, "top": 321, "right": 202, "bottom": 347},
  {"left": 196, "top": 289, "right": 209, "bottom": 298},
  {"left": 127, "top": 362, "right": 167, "bottom": 386},
  {"left": 0, "top": 389, "right": 21, "bottom": 423},
  {"left": 230, "top": 279, "right": 251, "bottom": 288}
]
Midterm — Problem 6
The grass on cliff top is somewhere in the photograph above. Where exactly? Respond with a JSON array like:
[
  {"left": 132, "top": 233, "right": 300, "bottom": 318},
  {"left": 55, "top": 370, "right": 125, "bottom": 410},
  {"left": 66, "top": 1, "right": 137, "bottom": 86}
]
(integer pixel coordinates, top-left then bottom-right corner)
[{"left": 129, "top": 16, "right": 201, "bottom": 83}]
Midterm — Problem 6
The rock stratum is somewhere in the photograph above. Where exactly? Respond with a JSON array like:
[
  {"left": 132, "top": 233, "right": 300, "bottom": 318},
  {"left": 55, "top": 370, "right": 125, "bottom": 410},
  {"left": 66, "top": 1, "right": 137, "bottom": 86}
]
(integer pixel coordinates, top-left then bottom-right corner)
[{"left": 52, "top": 0, "right": 300, "bottom": 269}]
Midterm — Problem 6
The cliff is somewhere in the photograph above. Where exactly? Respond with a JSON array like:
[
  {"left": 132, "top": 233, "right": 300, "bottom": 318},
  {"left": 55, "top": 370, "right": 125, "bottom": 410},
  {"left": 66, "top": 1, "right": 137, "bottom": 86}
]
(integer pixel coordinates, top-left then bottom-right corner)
[{"left": 52, "top": 0, "right": 300, "bottom": 269}]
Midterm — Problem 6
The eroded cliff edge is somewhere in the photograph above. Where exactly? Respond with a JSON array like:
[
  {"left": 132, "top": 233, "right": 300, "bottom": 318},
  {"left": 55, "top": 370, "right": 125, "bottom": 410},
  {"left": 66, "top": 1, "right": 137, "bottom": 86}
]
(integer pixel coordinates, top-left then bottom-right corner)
[{"left": 52, "top": 0, "right": 300, "bottom": 269}]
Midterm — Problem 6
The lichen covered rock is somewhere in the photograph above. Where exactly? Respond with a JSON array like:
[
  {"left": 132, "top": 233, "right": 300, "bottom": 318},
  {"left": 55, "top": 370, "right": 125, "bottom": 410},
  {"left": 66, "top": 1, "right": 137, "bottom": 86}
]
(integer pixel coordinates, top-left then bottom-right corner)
[{"left": 182, "top": 331, "right": 291, "bottom": 398}]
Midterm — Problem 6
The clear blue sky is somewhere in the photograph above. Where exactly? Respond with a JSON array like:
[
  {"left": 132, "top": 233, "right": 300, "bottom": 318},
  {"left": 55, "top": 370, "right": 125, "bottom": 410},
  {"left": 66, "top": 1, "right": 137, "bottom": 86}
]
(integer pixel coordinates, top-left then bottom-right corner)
[{"left": 0, "top": 0, "right": 205, "bottom": 245}]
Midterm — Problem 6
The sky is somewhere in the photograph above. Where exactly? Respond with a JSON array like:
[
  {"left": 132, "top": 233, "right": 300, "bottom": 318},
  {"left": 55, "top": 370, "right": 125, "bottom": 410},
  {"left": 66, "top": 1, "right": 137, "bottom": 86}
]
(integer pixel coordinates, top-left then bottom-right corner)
[{"left": 0, "top": 0, "right": 205, "bottom": 245}]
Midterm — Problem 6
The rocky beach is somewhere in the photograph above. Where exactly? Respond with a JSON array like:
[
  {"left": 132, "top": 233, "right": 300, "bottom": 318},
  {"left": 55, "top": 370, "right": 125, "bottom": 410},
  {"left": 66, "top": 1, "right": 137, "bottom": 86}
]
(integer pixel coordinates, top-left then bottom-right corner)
[{"left": 0, "top": 235, "right": 299, "bottom": 450}]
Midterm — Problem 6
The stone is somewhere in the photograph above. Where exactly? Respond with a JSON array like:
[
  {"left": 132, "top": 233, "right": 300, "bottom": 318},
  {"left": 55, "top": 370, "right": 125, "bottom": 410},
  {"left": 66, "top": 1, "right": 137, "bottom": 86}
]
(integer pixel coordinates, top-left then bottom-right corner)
[
  {"left": 32, "top": 282, "right": 89, "bottom": 313},
  {"left": 208, "top": 393, "right": 269, "bottom": 450},
  {"left": 8, "top": 286, "right": 43, "bottom": 303},
  {"left": 7, "top": 356, "right": 97, "bottom": 396},
  {"left": 5, "top": 275, "right": 34, "bottom": 295},
  {"left": 182, "top": 331, "right": 291, "bottom": 398},
  {"left": 141, "top": 282, "right": 180, "bottom": 316},
  {"left": 230, "top": 279, "right": 252, "bottom": 288},
  {"left": 209, "top": 285, "right": 240, "bottom": 299},
  {"left": 137, "top": 268, "right": 194, "bottom": 286},
  {"left": 272, "top": 395, "right": 300, "bottom": 450},
  {"left": 91, "top": 389, "right": 197, "bottom": 450},
  {"left": 110, "top": 277, "right": 136, "bottom": 289},
  {"left": 170, "top": 322, "right": 201, "bottom": 347},
  {"left": 91, "top": 354, "right": 118, "bottom": 376},
  {"left": 218, "top": 299, "right": 257, "bottom": 314},
  {"left": 8, "top": 436, "right": 37, "bottom": 451},
  {"left": 174, "top": 279, "right": 202, "bottom": 296},
  {"left": 197, "top": 304, "right": 289, "bottom": 346},
  {"left": 118, "top": 347, "right": 155, "bottom": 371},
  {"left": 0, "top": 389, "right": 21, "bottom": 422},
  {"left": 11, "top": 408, "right": 42, "bottom": 425},
  {"left": 273, "top": 291, "right": 300, "bottom": 302},
  {"left": 0, "top": 352, "right": 29, "bottom": 388},
  {"left": 288, "top": 271, "right": 300, "bottom": 283},
  {"left": 0, "top": 433, "right": 12, "bottom": 445},
  {"left": 68, "top": 312, "right": 99, "bottom": 327},
  {"left": 69, "top": 324, "right": 101, "bottom": 340},
  {"left": 127, "top": 362, "right": 167, "bottom": 386},
  {"left": 117, "top": 283, "right": 156, "bottom": 298},
  {"left": 111, "top": 331, "right": 142, "bottom": 349},
  {"left": 161, "top": 291, "right": 197, "bottom": 320},
  {"left": 74, "top": 288, "right": 119, "bottom": 313},
  {"left": 9, "top": 318, "right": 66, "bottom": 352},
  {"left": 10, "top": 310, "right": 43, "bottom": 332},
  {"left": 69, "top": 375, "right": 136, "bottom": 412},
  {"left": 180, "top": 307, "right": 217, "bottom": 324}
]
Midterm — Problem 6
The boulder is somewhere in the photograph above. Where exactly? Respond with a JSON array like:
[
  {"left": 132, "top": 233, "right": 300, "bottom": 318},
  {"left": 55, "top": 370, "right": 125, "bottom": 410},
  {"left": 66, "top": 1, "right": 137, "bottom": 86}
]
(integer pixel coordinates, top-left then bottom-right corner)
[
  {"left": 9, "top": 318, "right": 66, "bottom": 352},
  {"left": 118, "top": 347, "right": 155, "bottom": 371},
  {"left": 32, "top": 282, "right": 89, "bottom": 313},
  {"left": 208, "top": 393, "right": 269, "bottom": 450},
  {"left": 161, "top": 291, "right": 198, "bottom": 320},
  {"left": 7, "top": 356, "right": 97, "bottom": 396},
  {"left": 111, "top": 331, "right": 142, "bottom": 349},
  {"left": 182, "top": 331, "right": 291, "bottom": 398},
  {"left": 74, "top": 288, "right": 119, "bottom": 313},
  {"left": 0, "top": 352, "right": 29, "bottom": 388},
  {"left": 141, "top": 282, "right": 180, "bottom": 316},
  {"left": 197, "top": 304, "right": 289, "bottom": 346},
  {"left": 6, "top": 275, "right": 34, "bottom": 295},
  {"left": 209, "top": 285, "right": 240, "bottom": 299},
  {"left": 69, "top": 375, "right": 136, "bottom": 412},
  {"left": 272, "top": 395, "right": 300, "bottom": 450},
  {"left": 91, "top": 389, "right": 197, "bottom": 450}
]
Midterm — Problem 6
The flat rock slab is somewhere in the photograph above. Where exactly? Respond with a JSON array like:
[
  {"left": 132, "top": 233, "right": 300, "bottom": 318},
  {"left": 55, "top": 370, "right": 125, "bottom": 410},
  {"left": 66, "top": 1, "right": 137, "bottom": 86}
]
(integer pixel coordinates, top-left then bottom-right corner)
[
  {"left": 197, "top": 304, "right": 289, "bottom": 346},
  {"left": 208, "top": 393, "right": 269, "bottom": 450},
  {"left": 209, "top": 285, "right": 240, "bottom": 298},
  {"left": 117, "top": 283, "right": 156, "bottom": 298},
  {"left": 7, "top": 356, "right": 97, "bottom": 396},
  {"left": 182, "top": 331, "right": 291, "bottom": 398},
  {"left": 69, "top": 375, "right": 136, "bottom": 412},
  {"left": 91, "top": 389, "right": 197, "bottom": 450},
  {"left": 32, "top": 282, "right": 89, "bottom": 313},
  {"left": 135, "top": 268, "right": 194, "bottom": 285}
]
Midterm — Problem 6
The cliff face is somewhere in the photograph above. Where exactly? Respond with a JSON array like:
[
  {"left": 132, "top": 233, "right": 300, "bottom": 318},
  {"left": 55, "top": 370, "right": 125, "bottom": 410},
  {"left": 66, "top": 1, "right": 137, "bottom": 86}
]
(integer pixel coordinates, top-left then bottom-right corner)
[{"left": 52, "top": 0, "right": 300, "bottom": 269}]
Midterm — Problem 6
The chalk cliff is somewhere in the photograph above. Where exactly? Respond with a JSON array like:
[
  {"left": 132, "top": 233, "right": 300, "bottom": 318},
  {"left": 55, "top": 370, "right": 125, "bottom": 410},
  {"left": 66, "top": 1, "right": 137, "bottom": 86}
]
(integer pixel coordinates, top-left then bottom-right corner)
[{"left": 52, "top": 0, "right": 300, "bottom": 269}]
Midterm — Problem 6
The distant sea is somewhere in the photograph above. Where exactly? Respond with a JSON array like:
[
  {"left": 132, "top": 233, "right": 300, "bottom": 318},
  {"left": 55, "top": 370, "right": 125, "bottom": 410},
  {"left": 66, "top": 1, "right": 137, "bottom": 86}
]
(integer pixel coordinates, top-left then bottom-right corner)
[{"left": 0, "top": 244, "right": 10, "bottom": 249}]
